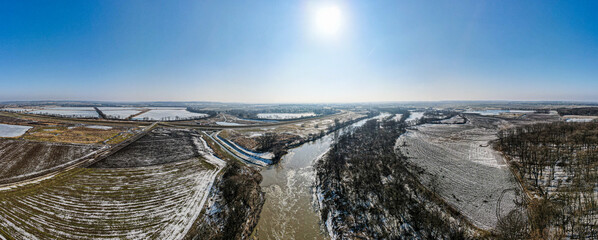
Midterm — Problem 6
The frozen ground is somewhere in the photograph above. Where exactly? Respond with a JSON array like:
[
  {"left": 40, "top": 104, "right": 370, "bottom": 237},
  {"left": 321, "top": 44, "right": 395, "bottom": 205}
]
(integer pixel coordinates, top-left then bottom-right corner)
[
  {"left": 97, "top": 107, "right": 143, "bottom": 110},
  {"left": 392, "top": 113, "right": 403, "bottom": 121},
  {"left": 29, "top": 107, "right": 99, "bottom": 118},
  {"left": 440, "top": 115, "right": 466, "bottom": 124},
  {"left": 0, "top": 139, "right": 99, "bottom": 180},
  {"left": 132, "top": 109, "right": 208, "bottom": 121},
  {"left": 0, "top": 158, "right": 220, "bottom": 240},
  {"left": 464, "top": 109, "right": 534, "bottom": 116},
  {"left": 45, "top": 107, "right": 95, "bottom": 110},
  {"left": 0, "top": 130, "right": 224, "bottom": 239},
  {"left": 216, "top": 121, "right": 243, "bottom": 126},
  {"left": 0, "top": 123, "right": 32, "bottom": 137},
  {"left": 406, "top": 111, "right": 424, "bottom": 123},
  {"left": 0, "top": 108, "right": 37, "bottom": 113},
  {"left": 67, "top": 125, "right": 113, "bottom": 130},
  {"left": 99, "top": 109, "right": 141, "bottom": 119},
  {"left": 86, "top": 125, "right": 112, "bottom": 130},
  {"left": 562, "top": 115, "right": 598, "bottom": 122},
  {"left": 98, "top": 107, "right": 145, "bottom": 119},
  {"left": 267, "top": 111, "right": 365, "bottom": 138},
  {"left": 397, "top": 118, "right": 520, "bottom": 229},
  {"left": 257, "top": 113, "right": 316, "bottom": 120},
  {"left": 565, "top": 118, "right": 595, "bottom": 122},
  {"left": 91, "top": 128, "right": 201, "bottom": 168}
]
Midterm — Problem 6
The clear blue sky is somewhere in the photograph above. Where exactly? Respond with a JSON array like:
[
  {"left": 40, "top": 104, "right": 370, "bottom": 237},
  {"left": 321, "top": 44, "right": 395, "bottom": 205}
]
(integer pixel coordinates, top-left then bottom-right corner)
[{"left": 1, "top": 0, "right": 597, "bottom": 103}]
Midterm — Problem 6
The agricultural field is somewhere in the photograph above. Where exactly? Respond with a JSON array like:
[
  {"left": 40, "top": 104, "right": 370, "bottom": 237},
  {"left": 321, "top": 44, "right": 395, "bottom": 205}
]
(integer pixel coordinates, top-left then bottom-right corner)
[
  {"left": 22, "top": 125, "right": 126, "bottom": 144},
  {"left": 464, "top": 109, "right": 535, "bottom": 116},
  {"left": 0, "top": 115, "right": 33, "bottom": 125},
  {"left": 397, "top": 115, "right": 521, "bottom": 230},
  {"left": 215, "top": 121, "right": 244, "bottom": 126},
  {"left": 28, "top": 107, "right": 100, "bottom": 119},
  {"left": 132, "top": 108, "right": 208, "bottom": 121},
  {"left": 0, "top": 127, "right": 227, "bottom": 239},
  {"left": 562, "top": 115, "right": 598, "bottom": 122},
  {"left": 0, "top": 158, "right": 220, "bottom": 239},
  {"left": 405, "top": 111, "right": 424, "bottom": 123},
  {"left": 0, "top": 139, "right": 100, "bottom": 181},
  {"left": 0, "top": 124, "right": 32, "bottom": 138},
  {"left": 235, "top": 110, "right": 363, "bottom": 139},
  {"left": 0, "top": 108, "right": 38, "bottom": 113},
  {"left": 98, "top": 107, "right": 143, "bottom": 119},
  {"left": 91, "top": 128, "right": 203, "bottom": 168}
]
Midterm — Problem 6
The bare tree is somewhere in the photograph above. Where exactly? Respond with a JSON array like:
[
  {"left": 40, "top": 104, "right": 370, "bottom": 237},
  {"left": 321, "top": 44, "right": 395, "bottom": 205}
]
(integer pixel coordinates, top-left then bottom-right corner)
[{"left": 257, "top": 132, "right": 276, "bottom": 151}]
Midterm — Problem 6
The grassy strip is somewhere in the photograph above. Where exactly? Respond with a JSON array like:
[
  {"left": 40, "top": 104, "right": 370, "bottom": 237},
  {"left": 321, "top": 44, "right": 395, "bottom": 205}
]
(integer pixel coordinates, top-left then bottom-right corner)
[
  {"left": 105, "top": 132, "right": 134, "bottom": 144},
  {"left": 23, "top": 126, "right": 122, "bottom": 144},
  {"left": 200, "top": 132, "right": 241, "bottom": 164}
]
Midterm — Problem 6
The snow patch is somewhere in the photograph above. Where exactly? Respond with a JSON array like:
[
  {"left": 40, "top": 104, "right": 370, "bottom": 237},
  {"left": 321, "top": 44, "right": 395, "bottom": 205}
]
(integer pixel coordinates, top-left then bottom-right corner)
[{"left": 0, "top": 124, "right": 32, "bottom": 137}]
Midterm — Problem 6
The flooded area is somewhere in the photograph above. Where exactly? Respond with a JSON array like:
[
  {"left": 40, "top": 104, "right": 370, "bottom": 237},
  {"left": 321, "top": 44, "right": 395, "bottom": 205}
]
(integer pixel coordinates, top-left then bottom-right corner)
[{"left": 252, "top": 114, "right": 386, "bottom": 239}]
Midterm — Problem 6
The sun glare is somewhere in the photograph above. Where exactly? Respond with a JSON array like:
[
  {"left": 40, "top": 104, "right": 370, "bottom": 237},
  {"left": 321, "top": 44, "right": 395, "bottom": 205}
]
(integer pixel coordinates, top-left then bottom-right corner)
[{"left": 311, "top": 4, "right": 343, "bottom": 38}]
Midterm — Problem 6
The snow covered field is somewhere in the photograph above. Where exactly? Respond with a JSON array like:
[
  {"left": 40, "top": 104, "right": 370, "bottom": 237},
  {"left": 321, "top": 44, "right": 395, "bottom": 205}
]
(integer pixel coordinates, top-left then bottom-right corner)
[
  {"left": 67, "top": 125, "right": 113, "bottom": 130},
  {"left": 563, "top": 115, "right": 598, "bottom": 122},
  {"left": 392, "top": 113, "right": 403, "bottom": 121},
  {"left": 464, "top": 109, "right": 534, "bottom": 116},
  {"left": 397, "top": 119, "right": 520, "bottom": 229},
  {"left": 0, "top": 124, "right": 32, "bottom": 137},
  {"left": 0, "top": 108, "right": 36, "bottom": 113},
  {"left": 216, "top": 121, "right": 243, "bottom": 126},
  {"left": 0, "top": 157, "right": 220, "bottom": 239},
  {"left": 257, "top": 112, "right": 316, "bottom": 120},
  {"left": 29, "top": 107, "right": 99, "bottom": 118},
  {"left": 406, "top": 111, "right": 424, "bottom": 122},
  {"left": 132, "top": 109, "right": 208, "bottom": 121},
  {"left": 98, "top": 107, "right": 143, "bottom": 119},
  {"left": 0, "top": 129, "right": 226, "bottom": 239}
]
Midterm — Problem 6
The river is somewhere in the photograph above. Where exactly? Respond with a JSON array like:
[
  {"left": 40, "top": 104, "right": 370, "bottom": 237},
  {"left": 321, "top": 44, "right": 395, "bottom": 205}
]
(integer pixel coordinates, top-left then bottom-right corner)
[{"left": 251, "top": 113, "right": 390, "bottom": 239}]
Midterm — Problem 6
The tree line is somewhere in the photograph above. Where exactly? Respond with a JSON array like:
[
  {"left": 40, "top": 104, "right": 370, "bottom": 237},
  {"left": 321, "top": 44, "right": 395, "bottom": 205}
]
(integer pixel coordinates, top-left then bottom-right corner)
[
  {"left": 495, "top": 122, "right": 598, "bottom": 239},
  {"left": 557, "top": 107, "right": 598, "bottom": 116}
]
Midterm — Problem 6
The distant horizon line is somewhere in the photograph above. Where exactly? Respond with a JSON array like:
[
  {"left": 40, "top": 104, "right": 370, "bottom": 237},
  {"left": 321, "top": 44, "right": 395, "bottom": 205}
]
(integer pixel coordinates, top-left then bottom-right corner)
[{"left": 2, "top": 99, "right": 598, "bottom": 105}]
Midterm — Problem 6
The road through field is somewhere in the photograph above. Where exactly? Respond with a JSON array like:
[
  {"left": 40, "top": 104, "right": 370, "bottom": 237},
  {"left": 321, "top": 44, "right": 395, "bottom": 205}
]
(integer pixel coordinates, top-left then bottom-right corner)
[
  {"left": 0, "top": 122, "right": 159, "bottom": 189},
  {"left": 0, "top": 124, "right": 226, "bottom": 239}
]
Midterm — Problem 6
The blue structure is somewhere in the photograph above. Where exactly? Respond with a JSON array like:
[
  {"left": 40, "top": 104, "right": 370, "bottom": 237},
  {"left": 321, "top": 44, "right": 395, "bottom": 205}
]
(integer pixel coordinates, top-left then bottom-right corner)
[{"left": 216, "top": 135, "right": 273, "bottom": 165}]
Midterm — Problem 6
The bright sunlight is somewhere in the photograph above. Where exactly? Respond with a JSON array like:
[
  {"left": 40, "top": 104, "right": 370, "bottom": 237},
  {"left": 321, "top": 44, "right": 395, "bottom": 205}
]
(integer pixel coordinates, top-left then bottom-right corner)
[{"left": 311, "top": 4, "right": 343, "bottom": 38}]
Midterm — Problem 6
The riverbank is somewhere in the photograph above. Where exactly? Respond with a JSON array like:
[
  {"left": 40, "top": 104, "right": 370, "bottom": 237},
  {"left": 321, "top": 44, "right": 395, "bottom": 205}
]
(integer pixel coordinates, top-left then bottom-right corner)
[
  {"left": 188, "top": 161, "right": 265, "bottom": 240},
  {"left": 186, "top": 133, "right": 265, "bottom": 240},
  {"left": 250, "top": 113, "right": 384, "bottom": 239}
]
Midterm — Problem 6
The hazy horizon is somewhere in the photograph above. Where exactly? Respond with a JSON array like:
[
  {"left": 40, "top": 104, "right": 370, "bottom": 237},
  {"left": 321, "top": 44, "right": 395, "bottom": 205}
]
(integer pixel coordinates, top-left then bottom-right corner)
[{"left": 2, "top": 1, "right": 597, "bottom": 102}]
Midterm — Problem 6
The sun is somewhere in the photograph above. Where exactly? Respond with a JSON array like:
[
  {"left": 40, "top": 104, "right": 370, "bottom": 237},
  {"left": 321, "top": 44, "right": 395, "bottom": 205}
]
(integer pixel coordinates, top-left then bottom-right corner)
[{"left": 311, "top": 4, "right": 343, "bottom": 38}]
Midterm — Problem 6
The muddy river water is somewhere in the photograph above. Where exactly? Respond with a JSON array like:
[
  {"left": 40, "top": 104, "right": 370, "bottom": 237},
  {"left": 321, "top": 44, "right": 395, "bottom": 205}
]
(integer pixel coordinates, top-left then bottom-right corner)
[{"left": 252, "top": 114, "right": 389, "bottom": 239}]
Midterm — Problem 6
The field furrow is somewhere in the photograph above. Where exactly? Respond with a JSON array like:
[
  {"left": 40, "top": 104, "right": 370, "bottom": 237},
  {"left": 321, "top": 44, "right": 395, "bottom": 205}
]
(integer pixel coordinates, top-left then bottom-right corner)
[{"left": 0, "top": 157, "right": 219, "bottom": 239}]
